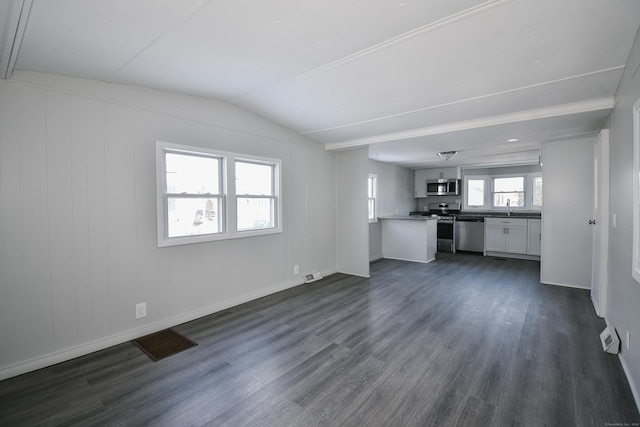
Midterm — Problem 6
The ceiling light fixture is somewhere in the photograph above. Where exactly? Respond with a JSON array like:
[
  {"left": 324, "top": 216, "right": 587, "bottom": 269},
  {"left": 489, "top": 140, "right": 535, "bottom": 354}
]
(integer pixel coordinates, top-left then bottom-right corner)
[
  {"left": 436, "top": 150, "right": 457, "bottom": 161},
  {"left": 508, "top": 138, "right": 519, "bottom": 142}
]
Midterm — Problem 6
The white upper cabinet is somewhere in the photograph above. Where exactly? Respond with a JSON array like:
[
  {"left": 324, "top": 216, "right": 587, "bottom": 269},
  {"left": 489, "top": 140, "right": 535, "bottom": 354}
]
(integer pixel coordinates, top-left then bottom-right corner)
[
  {"left": 414, "top": 169, "right": 427, "bottom": 198},
  {"left": 425, "top": 167, "right": 461, "bottom": 180}
]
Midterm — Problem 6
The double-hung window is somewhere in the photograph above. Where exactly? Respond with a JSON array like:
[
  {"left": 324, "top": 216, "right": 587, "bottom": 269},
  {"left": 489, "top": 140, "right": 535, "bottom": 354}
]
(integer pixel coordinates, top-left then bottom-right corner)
[
  {"left": 492, "top": 176, "right": 525, "bottom": 208},
  {"left": 368, "top": 174, "right": 377, "bottom": 222},
  {"left": 162, "top": 149, "right": 223, "bottom": 241},
  {"left": 236, "top": 160, "right": 278, "bottom": 232},
  {"left": 464, "top": 172, "right": 542, "bottom": 211},
  {"left": 156, "top": 141, "right": 281, "bottom": 247}
]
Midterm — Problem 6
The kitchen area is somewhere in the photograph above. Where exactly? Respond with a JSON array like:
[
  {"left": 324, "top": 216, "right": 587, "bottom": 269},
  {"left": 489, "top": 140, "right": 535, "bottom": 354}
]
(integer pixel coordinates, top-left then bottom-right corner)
[{"left": 372, "top": 161, "right": 542, "bottom": 263}]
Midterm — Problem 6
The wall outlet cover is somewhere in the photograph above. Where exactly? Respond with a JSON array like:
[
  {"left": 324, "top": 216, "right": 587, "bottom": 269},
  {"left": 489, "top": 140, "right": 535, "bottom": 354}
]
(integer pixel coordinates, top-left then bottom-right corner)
[{"left": 136, "top": 303, "right": 147, "bottom": 319}]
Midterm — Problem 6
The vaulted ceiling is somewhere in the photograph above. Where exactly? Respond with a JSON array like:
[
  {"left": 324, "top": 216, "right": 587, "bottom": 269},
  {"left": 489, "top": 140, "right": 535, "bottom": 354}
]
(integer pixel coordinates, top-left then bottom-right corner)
[{"left": 1, "top": 0, "right": 639, "bottom": 168}]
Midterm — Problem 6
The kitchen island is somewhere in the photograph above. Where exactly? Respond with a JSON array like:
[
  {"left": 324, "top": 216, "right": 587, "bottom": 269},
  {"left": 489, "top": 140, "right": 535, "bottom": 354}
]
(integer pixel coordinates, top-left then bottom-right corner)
[{"left": 379, "top": 216, "right": 437, "bottom": 264}]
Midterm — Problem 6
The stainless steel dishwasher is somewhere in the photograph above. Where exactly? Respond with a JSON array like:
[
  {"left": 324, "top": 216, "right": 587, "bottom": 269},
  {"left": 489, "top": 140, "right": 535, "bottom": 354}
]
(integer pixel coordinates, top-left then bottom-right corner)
[{"left": 455, "top": 216, "right": 485, "bottom": 253}]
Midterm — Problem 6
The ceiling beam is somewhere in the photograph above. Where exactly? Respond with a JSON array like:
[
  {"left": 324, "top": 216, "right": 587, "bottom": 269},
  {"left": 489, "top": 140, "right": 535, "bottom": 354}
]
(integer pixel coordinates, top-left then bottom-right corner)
[{"left": 324, "top": 97, "right": 614, "bottom": 151}]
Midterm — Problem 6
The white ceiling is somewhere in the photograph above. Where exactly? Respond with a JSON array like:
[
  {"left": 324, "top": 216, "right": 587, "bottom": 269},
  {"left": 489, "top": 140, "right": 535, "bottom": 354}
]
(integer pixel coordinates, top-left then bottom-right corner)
[{"left": 2, "top": 0, "right": 639, "bottom": 168}]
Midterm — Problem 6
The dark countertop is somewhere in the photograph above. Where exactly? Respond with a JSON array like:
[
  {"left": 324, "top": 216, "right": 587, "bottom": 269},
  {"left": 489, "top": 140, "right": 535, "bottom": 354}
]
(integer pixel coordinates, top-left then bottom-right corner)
[
  {"left": 410, "top": 211, "right": 541, "bottom": 219},
  {"left": 379, "top": 215, "right": 437, "bottom": 221}
]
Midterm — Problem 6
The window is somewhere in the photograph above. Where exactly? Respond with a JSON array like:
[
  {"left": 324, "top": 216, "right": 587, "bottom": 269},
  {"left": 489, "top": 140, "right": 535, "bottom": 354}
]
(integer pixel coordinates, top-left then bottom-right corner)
[
  {"left": 467, "top": 178, "right": 486, "bottom": 207},
  {"left": 236, "top": 160, "right": 278, "bottom": 231},
  {"left": 464, "top": 172, "right": 542, "bottom": 211},
  {"left": 164, "top": 151, "right": 223, "bottom": 238},
  {"left": 531, "top": 174, "right": 543, "bottom": 208},
  {"left": 492, "top": 176, "right": 525, "bottom": 208},
  {"left": 156, "top": 141, "right": 281, "bottom": 247},
  {"left": 368, "top": 174, "right": 377, "bottom": 222}
]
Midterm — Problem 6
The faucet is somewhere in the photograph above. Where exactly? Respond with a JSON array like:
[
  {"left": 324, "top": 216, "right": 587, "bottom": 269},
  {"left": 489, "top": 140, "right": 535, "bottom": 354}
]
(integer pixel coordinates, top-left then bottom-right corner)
[{"left": 507, "top": 198, "right": 511, "bottom": 216}]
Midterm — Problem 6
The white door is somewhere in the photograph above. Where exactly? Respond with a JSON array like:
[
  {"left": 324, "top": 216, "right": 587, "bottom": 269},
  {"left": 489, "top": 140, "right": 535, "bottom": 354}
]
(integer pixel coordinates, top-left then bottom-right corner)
[
  {"left": 541, "top": 137, "right": 594, "bottom": 288},
  {"left": 591, "top": 130, "right": 609, "bottom": 317}
]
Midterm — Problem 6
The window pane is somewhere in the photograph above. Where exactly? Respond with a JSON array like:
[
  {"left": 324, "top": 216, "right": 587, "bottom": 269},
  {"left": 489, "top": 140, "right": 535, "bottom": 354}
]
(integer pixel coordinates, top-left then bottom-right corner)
[
  {"left": 368, "top": 199, "right": 375, "bottom": 220},
  {"left": 167, "top": 197, "right": 221, "bottom": 237},
  {"left": 467, "top": 179, "right": 485, "bottom": 206},
  {"left": 533, "top": 176, "right": 543, "bottom": 207},
  {"left": 236, "top": 161, "right": 273, "bottom": 195},
  {"left": 166, "top": 153, "right": 219, "bottom": 194},
  {"left": 237, "top": 197, "right": 274, "bottom": 231},
  {"left": 494, "top": 177, "right": 524, "bottom": 192},
  {"left": 494, "top": 192, "right": 525, "bottom": 207}
]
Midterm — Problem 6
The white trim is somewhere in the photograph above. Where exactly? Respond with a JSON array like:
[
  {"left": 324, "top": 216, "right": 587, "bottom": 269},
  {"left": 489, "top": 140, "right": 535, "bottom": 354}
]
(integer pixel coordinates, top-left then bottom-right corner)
[
  {"left": 463, "top": 172, "right": 541, "bottom": 212},
  {"left": 156, "top": 141, "right": 282, "bottom": 247},
  {"left": 540, "top": 280, "right": 590, "bottom": 290},
  {"left": 619, "top": 352, "right": 640, "bottom": 415},
  {"left": 632, "top": 98, "right": 640, "bottom": 283},
  {"left": 368, "top": 174, "right": 378, "bottom": 223},
  {"left": 0, "top": 267, "right": 338, "bottom": 381},
  {"left": 1, "top": 0, "right": 32, "bottom": 79},
  {"left": 325, "top": 98, "right": 615, "bottom": 150}
]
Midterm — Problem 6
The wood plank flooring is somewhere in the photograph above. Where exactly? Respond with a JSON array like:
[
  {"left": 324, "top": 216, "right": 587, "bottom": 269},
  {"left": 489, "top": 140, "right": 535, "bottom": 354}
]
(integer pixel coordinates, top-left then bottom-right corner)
[{"left": 1, "top": 253, "right": 638, "bottom": 426}]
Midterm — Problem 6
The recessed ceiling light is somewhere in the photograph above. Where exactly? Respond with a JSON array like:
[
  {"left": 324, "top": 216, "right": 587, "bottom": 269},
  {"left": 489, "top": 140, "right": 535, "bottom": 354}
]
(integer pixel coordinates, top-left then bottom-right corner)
[{"left": 508, "top": 138, "right": 519, "bottom": 142}]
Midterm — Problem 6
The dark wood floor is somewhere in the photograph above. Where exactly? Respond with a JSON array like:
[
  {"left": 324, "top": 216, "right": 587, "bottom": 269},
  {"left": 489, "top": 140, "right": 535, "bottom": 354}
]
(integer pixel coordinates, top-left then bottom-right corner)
[{"left": 1, "top": 253, "right": 638, "bottom": 426}]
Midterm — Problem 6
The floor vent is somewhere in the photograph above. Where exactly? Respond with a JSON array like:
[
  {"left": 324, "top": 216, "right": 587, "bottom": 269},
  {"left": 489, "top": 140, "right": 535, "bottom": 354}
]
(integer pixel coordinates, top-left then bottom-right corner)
[{"left": 132, "top": 328, "right": 197, "bottom": 362}]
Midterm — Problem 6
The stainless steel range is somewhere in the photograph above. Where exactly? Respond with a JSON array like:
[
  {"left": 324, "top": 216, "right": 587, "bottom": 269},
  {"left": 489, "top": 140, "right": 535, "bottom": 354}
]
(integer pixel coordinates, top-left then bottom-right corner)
[{"left": 428, "top": 203, "right": 461, "bottom": 253}]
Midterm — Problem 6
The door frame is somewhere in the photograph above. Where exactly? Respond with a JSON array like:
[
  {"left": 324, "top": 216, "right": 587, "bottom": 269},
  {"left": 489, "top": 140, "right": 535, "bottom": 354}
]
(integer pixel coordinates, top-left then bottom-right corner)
[{"left": 591, "top": 130, "right": 610, "bottom": 317}]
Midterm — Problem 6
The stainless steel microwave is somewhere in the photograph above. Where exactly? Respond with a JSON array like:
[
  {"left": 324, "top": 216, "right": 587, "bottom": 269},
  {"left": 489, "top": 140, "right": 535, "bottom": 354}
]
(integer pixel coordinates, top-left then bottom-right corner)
[{"left": 426, "top": 179, "right": 460, "bottom": 196}]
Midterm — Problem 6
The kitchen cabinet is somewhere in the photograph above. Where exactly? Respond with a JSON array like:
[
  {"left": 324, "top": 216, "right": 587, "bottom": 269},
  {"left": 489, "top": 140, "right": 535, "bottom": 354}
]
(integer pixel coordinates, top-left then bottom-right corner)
[
  {"left": 527, "top": 219, "right": 542, "bottom": 255},
  {"left": 485, "top": 218, "right": 528, "bottom": 254},
  {"left": 425, "top": 167, "right": 461, "bottom": 180},
  {"left": 414, "top": 169, "right": 427, "bottom": 197},
  {"left": 381, "top": 217, "right": 437, "bottom": 263}
]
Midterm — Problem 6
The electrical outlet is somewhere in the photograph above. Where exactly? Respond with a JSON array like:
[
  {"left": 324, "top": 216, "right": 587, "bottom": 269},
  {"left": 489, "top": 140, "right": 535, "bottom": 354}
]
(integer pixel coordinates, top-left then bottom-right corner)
[
  {"left": 626, "top": 331, "right": 630, "bottom": 351},
  {"left": 135, "top": 303, "right": 147, "bottom": 319},
  {"left": 293, "top": 265, "right": 299, "bottom": 275}
]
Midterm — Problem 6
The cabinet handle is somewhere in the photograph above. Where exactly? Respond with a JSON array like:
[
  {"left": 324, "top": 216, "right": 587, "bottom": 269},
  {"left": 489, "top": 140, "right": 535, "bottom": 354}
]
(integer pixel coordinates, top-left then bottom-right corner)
[{"left": 588, "top": 219, "right": 596, "bottom": 225}]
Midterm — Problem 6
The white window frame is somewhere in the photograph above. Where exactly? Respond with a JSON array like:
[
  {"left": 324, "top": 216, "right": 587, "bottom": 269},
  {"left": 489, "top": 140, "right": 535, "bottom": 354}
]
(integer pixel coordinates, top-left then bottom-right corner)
[
  {"left": 368, "top": 174, "right": 377, "bottom": 223},
  {"left": 234, "top": 157, "right": 281, "bottom": 233},
  {"left": 463, "top": 173, "right": 541, "bottom": 211},
  {"left": 491, "top": 174, "right": 526, "bottom": 209},
  {"left": 530, "top": 173, "right": 543, "bottom": 210},
  {"left": 632, "top": 98, "right": 640, "bottom": 283},
  {"left": 463, "top": 175, "right": 488, "bottom": 210},
  {"left": 156, "top": 141, "right": 282, "bottom": 247}
]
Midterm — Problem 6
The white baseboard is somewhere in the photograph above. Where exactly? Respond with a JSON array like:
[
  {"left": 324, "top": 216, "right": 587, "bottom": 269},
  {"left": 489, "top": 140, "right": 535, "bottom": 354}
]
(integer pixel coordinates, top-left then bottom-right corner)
[
  {"left": 619, "top": 351, "right": 640, "bottom": 414},
  {"left": 590, "top": 295, "right": 604, "bottom": 318},
  {"left": 540, "top": 280, "right": 590, "bottom": 290},
  {"left": 601, "top": 317, "right": 640, "bottom": 414},
  {"left": 0, "top": 273, "right": 338, "bottom": 381}
]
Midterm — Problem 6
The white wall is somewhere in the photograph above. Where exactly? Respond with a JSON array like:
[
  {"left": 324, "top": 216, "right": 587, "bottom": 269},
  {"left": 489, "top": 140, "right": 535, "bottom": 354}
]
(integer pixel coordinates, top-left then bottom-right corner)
[
  {"left": 607, "top": 26, "right": 640, "bottom": 408},
  {"left": 0, "top": 71, "right": 337, "bottom": 380},
  {"left": 540, "top": 136, "right": 594, "bottom": 288},
  {"left": 336, "top": 148, "right": 370, "bottom": 277},
  {"left": 368, "top": 159, "right": 416, "bottom": 261}
]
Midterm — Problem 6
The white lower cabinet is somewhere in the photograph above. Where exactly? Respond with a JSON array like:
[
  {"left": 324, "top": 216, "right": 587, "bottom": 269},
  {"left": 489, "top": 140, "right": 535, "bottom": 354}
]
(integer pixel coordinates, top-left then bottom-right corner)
[
  {"left": 527, "top": 219, "right": 542, "bottom": 256},
  {"left": 484, "top": 218, "right": 528, "bottom": 255}
]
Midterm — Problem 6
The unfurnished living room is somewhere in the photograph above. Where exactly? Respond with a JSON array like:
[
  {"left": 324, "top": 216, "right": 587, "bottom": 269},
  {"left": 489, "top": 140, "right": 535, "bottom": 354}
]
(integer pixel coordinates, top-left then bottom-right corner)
[{"left": 1, "top": 1, "right": 640, "bottom": 426}]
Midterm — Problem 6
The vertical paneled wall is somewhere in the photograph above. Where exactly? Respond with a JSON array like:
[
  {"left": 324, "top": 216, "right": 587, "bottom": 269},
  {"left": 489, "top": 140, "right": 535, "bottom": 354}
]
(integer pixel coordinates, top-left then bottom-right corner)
[
  {"left": 608, "top": 26, "right": 640, "bottom": 407},
  {"left": 0, "top": 73, "right": 337, "bottom": 379}
]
